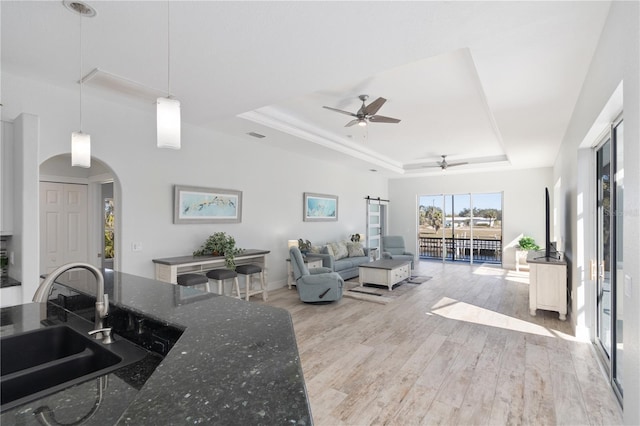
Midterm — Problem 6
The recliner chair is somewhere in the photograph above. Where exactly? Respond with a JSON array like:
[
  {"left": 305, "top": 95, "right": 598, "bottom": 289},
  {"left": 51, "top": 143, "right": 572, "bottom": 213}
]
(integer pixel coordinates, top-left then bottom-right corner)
[
  {"left": 289, "top": 247, "right": 344, "bottom": 303},
  {"left": 381, "top": 235, "right": 415, "bottom": 269}
]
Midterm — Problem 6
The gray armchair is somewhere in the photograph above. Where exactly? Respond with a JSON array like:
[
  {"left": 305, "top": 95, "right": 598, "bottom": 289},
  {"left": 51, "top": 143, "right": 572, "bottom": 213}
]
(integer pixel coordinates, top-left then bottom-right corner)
[
  {"left": 289, "top": 247, "right": 344, "bottom": 303},
  {"left": 381, "top": 235, "right": 415, "bottom": 269}
]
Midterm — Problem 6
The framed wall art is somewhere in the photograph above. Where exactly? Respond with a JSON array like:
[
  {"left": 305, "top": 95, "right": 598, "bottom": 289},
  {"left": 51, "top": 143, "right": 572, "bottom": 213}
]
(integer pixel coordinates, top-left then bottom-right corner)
[
  {"left": 303, "top": 192, "right": 338, "bottom": 222},
  {"left": 174, "top": 185, "right": 242, "bottom": 224}
]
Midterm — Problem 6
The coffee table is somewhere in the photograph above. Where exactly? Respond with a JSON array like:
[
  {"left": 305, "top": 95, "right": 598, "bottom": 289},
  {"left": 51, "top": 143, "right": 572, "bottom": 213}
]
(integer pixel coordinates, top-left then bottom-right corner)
[{"left": 358, "top": 259, "right": 411, "bottom": 291}]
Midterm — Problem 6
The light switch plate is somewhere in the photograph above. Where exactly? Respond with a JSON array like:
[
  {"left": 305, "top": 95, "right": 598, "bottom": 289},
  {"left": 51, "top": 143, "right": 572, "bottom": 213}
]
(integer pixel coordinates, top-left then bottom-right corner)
[{"left": 624, "top": 274, "right": 632, "bottom": 298}]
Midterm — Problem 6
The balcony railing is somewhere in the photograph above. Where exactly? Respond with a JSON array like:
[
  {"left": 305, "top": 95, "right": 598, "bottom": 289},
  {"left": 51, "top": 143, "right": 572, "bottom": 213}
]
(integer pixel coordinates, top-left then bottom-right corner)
[{"left": 419, "top": 236, "right": 502, "bottom": 264}]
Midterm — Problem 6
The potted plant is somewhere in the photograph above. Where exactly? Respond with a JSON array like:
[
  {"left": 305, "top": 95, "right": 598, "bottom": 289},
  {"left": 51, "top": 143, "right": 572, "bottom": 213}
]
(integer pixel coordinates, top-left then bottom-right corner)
[
  {"left": 297, "top": 239, "right": 312, "bottom": 254},
  {"left": 515, "top": 236, "right": 540, "bottom": 271},
  {"left": 193, "top": 232, "right": 243, "bottom": 269}
]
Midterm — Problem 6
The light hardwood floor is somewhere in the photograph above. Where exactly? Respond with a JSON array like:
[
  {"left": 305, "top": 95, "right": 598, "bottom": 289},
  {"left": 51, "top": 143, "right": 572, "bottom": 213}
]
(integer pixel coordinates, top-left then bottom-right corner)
[{"left": 261, "top": 261, "right": 623, "bottom": 426}]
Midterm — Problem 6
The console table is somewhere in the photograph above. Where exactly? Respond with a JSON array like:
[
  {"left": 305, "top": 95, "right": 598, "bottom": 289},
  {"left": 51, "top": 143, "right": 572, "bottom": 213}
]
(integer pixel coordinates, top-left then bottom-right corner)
[
  {"left": 527, "top": 251, "right": 567, "bottom": 320},
  {"left": 152, "top": 249, "right": 270, "bottom": 284}
]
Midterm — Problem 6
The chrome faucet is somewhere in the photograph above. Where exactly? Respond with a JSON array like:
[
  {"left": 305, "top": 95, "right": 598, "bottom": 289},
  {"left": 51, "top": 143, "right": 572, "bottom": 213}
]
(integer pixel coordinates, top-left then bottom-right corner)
[{"left": 34, "top": 262, "right": 110, "bottom": 341}]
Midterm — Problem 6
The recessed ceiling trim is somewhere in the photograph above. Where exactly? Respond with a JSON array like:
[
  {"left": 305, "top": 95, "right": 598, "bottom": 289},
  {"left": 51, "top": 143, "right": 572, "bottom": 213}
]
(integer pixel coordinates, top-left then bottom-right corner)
[
  {"left": 240, "top": 109, "right": 406, "bottom": 174},
  {"left": 63, "top": 0, "right": 97, "bottom": 17}
]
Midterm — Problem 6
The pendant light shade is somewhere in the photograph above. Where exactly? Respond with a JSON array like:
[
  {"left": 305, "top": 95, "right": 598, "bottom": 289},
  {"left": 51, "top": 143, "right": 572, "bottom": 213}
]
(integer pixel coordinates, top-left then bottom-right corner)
[
  {"left": 71, "top": 131, "right": 91, "bottom": 168},
  {"left": 69, "top": 1, "right": 95, "bottom": 168},
  {"left": 157, "top": 97, "right": 181, "bottom": 149},
  {"left": 157, "top": 0, "right": 181, "bottom": 149}
]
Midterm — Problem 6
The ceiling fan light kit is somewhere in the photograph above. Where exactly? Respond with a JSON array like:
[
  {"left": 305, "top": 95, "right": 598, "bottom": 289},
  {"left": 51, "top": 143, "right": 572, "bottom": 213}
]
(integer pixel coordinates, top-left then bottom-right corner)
[
  {"left": 423, "top": 155, "right": 469, "bottom": 170},
  {"left": 323, "top": 94, "right": 401, "bottom": 128}
]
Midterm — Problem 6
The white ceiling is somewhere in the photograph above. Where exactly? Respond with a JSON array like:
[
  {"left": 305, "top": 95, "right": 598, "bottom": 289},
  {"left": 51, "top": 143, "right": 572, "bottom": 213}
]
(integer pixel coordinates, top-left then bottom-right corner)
[{"left": 1, "top": 1, "right": 612, "bottom": 177}]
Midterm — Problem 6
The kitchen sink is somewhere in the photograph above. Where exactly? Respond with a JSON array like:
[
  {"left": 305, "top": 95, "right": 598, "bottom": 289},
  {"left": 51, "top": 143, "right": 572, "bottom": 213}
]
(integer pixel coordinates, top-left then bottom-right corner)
[{"left": 1, "top": 324, "right": 147, "bottom": 411}]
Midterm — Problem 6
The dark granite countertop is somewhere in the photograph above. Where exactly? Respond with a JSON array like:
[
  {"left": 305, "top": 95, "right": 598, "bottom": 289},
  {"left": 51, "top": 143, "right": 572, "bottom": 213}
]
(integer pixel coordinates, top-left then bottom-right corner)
[
  {"left": 0, "top": 269, "right": 312, "bottom": 425},
  {"left": 0, "top": 276, "right": 20, "bottom": 288}
]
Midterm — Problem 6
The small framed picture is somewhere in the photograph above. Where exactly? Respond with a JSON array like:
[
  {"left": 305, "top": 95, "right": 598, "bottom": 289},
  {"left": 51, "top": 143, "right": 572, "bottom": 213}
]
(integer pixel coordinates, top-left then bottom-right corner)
[{"left": 303, "top": 193, "right": 338, "bottom": 222}]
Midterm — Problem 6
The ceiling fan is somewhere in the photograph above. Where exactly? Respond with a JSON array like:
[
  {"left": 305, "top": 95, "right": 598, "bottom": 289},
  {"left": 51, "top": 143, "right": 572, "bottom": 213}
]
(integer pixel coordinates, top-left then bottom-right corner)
[
  {"left": 424, "top": 155, "right": 469, "bottom": 170},
  {"left": 322, "top": 94, "right": 401, "bottom": 127}
]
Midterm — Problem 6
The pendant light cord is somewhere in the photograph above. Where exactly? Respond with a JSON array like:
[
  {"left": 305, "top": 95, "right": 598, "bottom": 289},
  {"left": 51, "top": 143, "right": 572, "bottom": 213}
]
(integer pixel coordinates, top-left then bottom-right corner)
[
  {"left": 79, "top": 11, "right": 83, "bottom": 131},
  {"left": 167, "top": 0, "right": 171, "bottom": 98}
]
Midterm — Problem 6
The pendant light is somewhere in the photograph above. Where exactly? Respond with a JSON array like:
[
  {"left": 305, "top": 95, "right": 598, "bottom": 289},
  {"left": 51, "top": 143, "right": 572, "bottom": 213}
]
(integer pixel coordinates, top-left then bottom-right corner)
[
  {"left": 157, "top": 0, "right": 181, "bottom": 149},
  {"left": 66, "top": 1, "right": 95, "bottom": 168}
]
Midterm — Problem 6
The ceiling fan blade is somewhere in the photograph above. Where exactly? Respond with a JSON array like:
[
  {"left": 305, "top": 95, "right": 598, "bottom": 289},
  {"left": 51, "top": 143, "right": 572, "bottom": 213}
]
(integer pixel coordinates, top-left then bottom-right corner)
[
  {"left": 363, "top": 97, "right": 386, "bottom": 115},
  {"left": 345, "top": 119, "right": 360, "bottom": 127},
  {"left": 322, "top": 106, "right": 357, "bottom": 117},
  {"left": 368, "top": 115, "right": 401, "bottom": 124},
  {"left": 446, "top": 162, "right": 468, "bottom": 167}
]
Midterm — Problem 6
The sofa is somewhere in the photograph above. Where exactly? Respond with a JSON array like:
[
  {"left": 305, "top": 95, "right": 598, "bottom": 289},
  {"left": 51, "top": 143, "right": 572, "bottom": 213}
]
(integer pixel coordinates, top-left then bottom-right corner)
[{"left": 307, "top": 240, "right": 370, "bottom": 280}]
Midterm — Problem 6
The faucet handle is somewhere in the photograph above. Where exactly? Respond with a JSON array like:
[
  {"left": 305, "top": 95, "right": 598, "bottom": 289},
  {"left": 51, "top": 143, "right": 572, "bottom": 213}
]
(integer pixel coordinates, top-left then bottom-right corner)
[
  {"left": 96, "top": 293, "right": 109, "bottom": 319},
  {"left": 89, "top": 327, "right": 115, "bottom": 344},
  {"left": 102, "top": 293, "right": 109, "bottom": 317}
]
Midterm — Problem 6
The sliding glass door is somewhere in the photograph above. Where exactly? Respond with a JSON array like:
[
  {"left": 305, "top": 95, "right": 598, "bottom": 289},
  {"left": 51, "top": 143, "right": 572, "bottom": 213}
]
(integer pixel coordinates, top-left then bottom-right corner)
[
  {"left": 418, "top": 192, "right": 502, "bottom": 265},
  {"left": 595, "top": 117, "right": 623, "bottom": 401}
]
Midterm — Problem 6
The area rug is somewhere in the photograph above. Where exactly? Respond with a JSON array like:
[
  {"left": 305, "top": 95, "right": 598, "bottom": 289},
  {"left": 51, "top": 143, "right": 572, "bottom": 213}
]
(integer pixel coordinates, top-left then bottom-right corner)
[{"left": 343, "top": 276, "right": 432, "bottom": 305}]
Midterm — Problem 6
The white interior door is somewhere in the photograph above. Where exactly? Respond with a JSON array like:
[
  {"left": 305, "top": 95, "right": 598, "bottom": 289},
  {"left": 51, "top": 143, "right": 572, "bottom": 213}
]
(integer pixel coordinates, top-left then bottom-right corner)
[
  {"left": 366, "top": 198, "right": 387, "bottom": 259},
  {"left": 40, "top": 182, "right": 88, "bottom": 274}
]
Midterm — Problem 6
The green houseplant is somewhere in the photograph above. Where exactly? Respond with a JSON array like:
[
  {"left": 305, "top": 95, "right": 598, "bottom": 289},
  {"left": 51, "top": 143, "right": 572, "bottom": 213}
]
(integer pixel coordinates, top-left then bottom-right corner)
[
  {"left": 515, "top": 236, "right": 539, "bottom": 272},
  {"left": 517, "top": 236, "right": 540, "bottom": 251},
  {"left": 193, "top": 232, "right": 243, "bottom": 269}
]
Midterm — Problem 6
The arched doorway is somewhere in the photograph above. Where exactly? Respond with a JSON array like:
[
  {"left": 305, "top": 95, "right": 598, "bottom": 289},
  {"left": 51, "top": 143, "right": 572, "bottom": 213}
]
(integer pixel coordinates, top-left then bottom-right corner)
[{"left": 39, "top": 155, "right": 121, "bottom": 274}]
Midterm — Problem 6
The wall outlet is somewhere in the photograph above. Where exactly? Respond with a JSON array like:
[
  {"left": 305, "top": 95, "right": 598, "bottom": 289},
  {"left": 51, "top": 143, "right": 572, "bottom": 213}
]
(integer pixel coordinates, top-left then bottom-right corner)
[{"left": 132, "top": 242, "right": 143, "bottom": 252}]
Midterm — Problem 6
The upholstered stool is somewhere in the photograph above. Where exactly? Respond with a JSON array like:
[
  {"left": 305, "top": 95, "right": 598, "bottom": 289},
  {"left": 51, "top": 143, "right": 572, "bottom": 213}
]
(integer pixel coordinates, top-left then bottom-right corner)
[
  {"left": 176, "top": 273, "right": 210, "bottom": 292},
  {"left": 234, "top": 264, "right": 267, "bottom": 301},
  {"left": 206, "top": 268, "right": 240, "bottom": 298}
]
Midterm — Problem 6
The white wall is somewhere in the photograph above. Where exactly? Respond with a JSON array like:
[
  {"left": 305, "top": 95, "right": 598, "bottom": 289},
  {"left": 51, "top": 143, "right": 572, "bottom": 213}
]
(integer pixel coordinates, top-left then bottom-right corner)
[
  {"left": 553, "top": 1, "right": 639, "bottom": 424},
  {"left": 3, "top": 71, "right": 388, "bottom": 300},
  {"left": 388, "top": 167, "right": 553, "bottom": 270}
]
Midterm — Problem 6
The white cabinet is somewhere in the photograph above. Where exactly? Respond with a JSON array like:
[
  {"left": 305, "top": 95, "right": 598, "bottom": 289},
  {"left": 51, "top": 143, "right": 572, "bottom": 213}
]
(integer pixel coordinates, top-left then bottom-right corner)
[
  {"left": 528, "top": 251, "right": 567, "bottom": 320},
  {"left": 1, "top": 121, "right": 14, "bottom": 235}
]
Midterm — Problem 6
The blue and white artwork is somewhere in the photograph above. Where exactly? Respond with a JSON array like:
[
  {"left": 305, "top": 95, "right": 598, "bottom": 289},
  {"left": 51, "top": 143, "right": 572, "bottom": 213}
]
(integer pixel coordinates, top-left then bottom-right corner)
[
  {"left": 181, "top": 191, "right": 238, "bottom": 218},
  {"left": 174, "top": 186, "right": 242, "bottom": 223},
  {"left": 304, "top": 193, "right": 338, "bottom": 221}
]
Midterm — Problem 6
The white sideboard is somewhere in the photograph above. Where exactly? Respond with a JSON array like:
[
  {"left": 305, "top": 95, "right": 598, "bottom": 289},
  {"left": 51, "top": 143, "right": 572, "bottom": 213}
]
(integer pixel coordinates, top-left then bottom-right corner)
[{"left": 527, "top": 251, "right": 567, "bottom": 320}]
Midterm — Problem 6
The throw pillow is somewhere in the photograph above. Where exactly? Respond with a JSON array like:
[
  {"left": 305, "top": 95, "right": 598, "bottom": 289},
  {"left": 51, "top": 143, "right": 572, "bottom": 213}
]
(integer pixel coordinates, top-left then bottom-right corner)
[
  {"left": 323, "top": 245, "right": 334, "bottom": 257},
  {"left": 329, "top": 241, "right": 349, "bottom": 260},
  {"left": 309, "top": 245, "right": 323, "bottom": 254},
  {"left": 347, "top": 242, "right": 365, "bottom": 257}
]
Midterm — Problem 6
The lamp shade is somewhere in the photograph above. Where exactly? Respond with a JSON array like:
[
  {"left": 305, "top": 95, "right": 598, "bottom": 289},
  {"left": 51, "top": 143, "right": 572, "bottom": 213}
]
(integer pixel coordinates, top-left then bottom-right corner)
[
  {"left": 71, "top": 131, "right": 91, "bottom": 168},
  {"left": 157, "top": 97, "right": 181, "bottom": 149}
]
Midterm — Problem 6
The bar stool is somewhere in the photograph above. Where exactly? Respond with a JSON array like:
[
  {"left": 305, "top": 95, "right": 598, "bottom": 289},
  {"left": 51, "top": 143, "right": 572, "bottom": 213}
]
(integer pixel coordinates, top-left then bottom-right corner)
[
  {"left": 235, "top": 264, "right": 267, "bottom": 301},
  {"left": 206, "top": 269, "right": 240, "bottom": 298},
  {"left": 176, "top": 273, "right": 210, "bottom": 292}
]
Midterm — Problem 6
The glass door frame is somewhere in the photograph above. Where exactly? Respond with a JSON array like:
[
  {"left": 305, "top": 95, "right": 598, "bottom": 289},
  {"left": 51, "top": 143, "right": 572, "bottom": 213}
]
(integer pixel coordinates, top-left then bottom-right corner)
[
  {"left": 593, "top": 114, "right": 623, "bottom": 403},
  {"left": 418, "top": 192, "right": 503, "bottom": 265}
]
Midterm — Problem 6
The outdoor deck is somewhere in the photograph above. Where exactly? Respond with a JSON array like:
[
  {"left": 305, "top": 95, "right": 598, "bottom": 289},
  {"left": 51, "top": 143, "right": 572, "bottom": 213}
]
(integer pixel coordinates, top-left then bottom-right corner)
[{"left": 419, "top": 236, "right": 502, "bottom": 264}]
